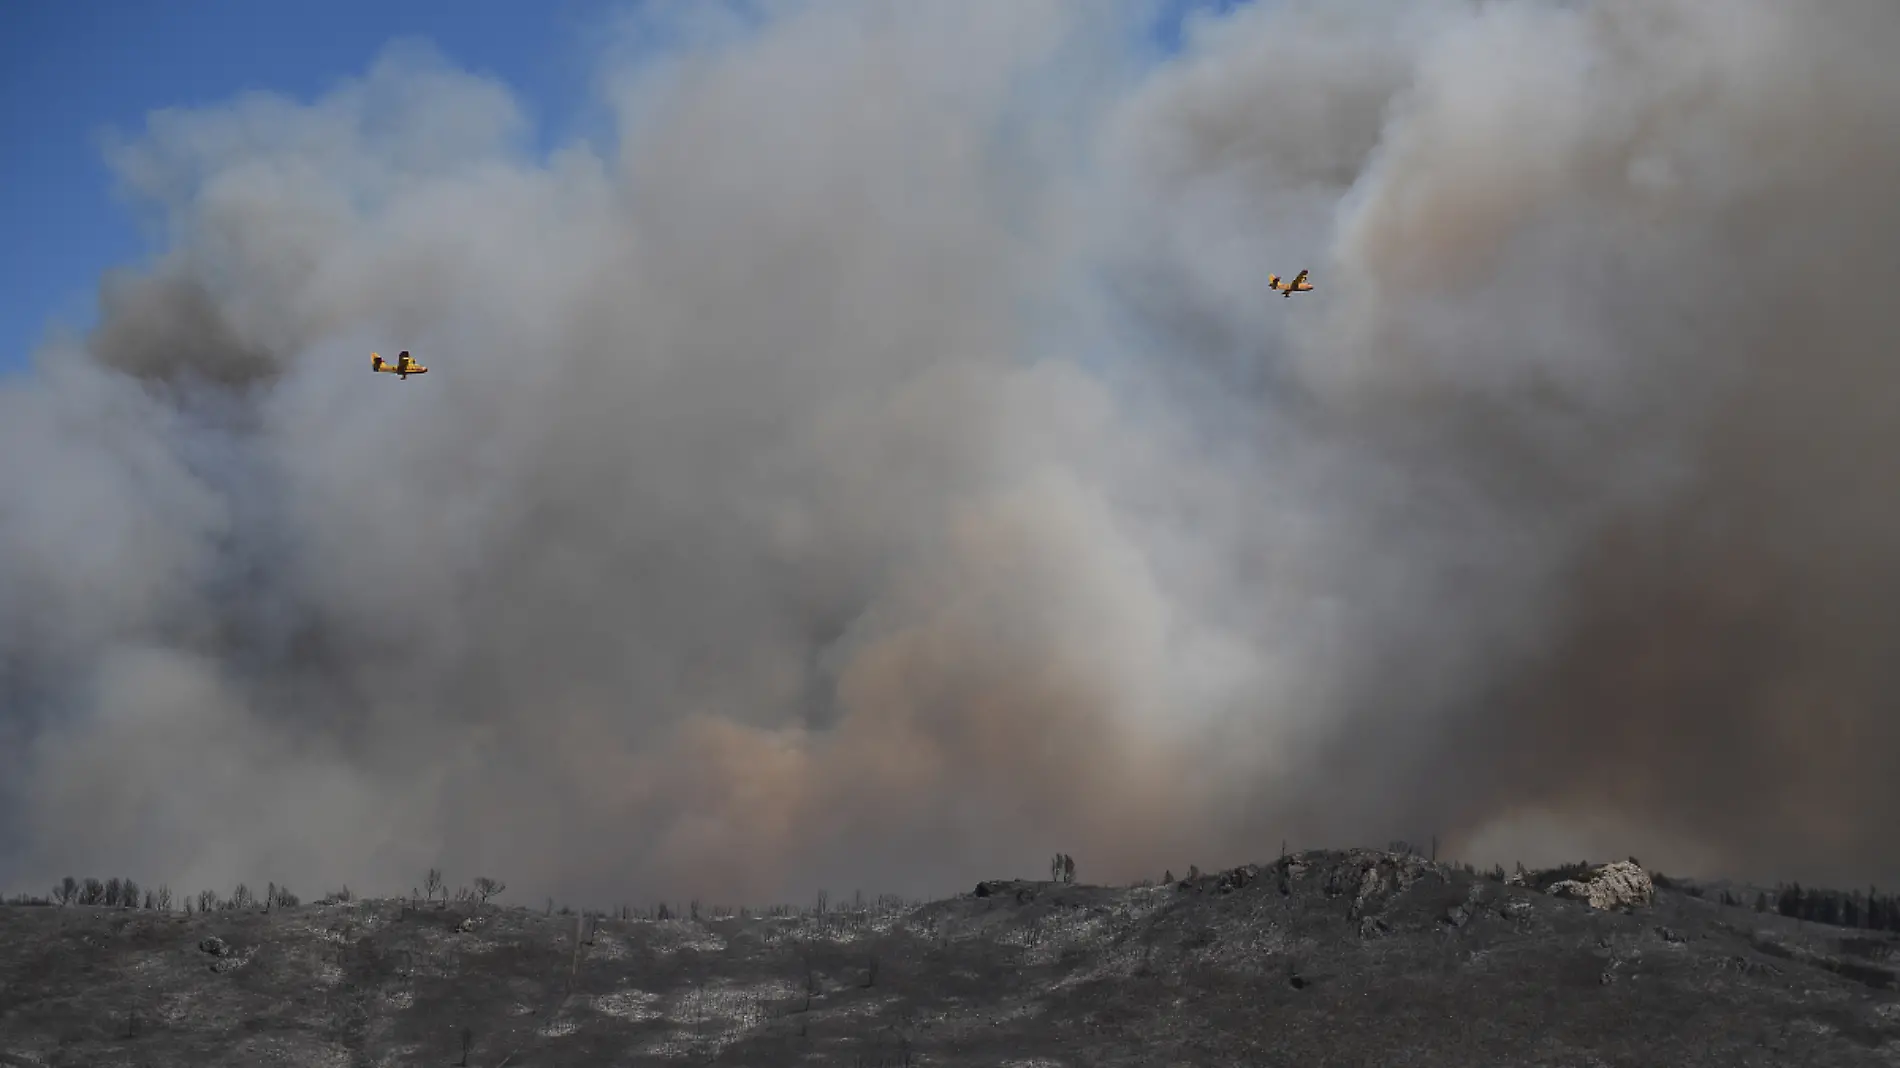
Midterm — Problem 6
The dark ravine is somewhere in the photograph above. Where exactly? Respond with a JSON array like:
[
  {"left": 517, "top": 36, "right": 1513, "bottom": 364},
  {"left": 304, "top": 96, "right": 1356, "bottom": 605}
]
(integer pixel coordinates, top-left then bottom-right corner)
[{"left": 3, "top": 851, "right": 1898, "bottom": 1066}]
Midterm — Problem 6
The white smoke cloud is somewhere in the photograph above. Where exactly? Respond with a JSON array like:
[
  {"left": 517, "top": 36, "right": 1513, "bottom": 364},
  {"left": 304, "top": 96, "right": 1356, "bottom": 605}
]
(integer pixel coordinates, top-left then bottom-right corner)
[{"left": 4, "top": 0, "right": 1898, "bottom": 906}]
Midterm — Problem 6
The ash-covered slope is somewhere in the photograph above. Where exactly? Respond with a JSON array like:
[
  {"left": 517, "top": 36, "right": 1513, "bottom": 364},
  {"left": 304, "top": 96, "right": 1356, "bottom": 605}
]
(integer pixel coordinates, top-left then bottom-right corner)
[{"left": 3, "top": 851, "right": 1898, "bottom": 1066}]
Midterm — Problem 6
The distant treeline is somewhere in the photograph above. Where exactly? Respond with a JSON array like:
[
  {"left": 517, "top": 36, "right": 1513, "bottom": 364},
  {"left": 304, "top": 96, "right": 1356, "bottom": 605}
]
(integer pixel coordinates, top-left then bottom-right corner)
[
  {"left": 7, "top": 876, "right": 303, "bottom": 913},
  {"left": 1656, "top": 873, "right": 1900, "bottom": 933},
  {"left": 1768, "top": 884, "right": 1900, "bottom": 931},
  {"left": 41, "top": 876, "right": 171, "bottom": 910}
]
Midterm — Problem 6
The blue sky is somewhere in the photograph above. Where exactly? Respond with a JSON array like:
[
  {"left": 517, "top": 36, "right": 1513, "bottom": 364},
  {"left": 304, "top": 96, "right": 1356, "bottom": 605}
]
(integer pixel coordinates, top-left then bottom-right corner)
[{"left": 0, "top": 0, "right": 1244, "bottom": 377}]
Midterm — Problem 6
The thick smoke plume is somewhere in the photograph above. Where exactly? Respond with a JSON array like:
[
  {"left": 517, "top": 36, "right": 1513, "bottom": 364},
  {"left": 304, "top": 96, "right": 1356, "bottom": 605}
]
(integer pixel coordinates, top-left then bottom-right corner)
[{"left": 4, "top": 0, "right": 1898, "bottom": 905}]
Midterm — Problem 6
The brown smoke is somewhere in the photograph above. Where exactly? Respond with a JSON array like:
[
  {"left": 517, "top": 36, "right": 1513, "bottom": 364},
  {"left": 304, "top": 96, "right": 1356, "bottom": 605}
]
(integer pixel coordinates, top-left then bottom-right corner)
[{"left": 1140, "top": 0, "right": 1900, "bottom": 884}]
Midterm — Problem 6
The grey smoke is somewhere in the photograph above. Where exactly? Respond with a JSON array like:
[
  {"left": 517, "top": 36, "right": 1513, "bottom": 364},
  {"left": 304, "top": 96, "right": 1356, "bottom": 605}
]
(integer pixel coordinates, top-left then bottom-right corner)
[{"left": 3, "top": 0, "right": 1898, "bottom": 906}]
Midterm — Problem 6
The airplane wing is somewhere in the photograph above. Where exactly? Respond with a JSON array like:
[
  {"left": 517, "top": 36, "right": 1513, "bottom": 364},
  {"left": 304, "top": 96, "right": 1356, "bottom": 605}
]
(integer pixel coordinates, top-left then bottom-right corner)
[{"left": 1293, "top": 269, "right": 1309, "bottom": 284}]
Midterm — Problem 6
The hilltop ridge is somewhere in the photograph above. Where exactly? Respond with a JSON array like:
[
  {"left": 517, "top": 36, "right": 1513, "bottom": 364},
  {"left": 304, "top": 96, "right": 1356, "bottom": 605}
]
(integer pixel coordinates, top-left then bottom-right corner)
[{"left": 3, "top": 850, "right": 1898, "bottom": 1066}]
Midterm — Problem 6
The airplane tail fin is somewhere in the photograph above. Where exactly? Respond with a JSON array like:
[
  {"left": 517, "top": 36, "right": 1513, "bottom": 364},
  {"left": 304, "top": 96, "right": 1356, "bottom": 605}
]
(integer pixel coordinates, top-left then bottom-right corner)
[
  {"left": 371, "top": 352, "right": 383, "bottom": 371},
  {"left": 1267, "top": 274, "right": 1281, "bottom": 290}
]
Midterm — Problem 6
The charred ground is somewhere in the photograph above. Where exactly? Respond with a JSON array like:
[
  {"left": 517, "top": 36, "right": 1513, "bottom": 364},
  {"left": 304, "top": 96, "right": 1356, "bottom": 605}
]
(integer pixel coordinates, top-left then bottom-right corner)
[{"left": 4, "top": 850, "right": 1899, "bottom": 1066}]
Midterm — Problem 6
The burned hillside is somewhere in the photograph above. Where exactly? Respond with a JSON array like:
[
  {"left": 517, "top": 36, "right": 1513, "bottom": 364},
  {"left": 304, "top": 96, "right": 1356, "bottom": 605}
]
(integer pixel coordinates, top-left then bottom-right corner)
[{"left": 4, "top": 850, "right": 1900, "bottom": 1066}]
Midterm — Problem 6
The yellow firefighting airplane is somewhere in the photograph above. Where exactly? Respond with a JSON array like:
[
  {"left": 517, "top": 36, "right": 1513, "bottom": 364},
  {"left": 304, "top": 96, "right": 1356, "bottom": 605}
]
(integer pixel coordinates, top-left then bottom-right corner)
[
  {"left": 370, "top": 351, "right": 428, "bottom": 379},
  {"left": 1267, "top": 269, "right": 1313, "bottom": 298}
]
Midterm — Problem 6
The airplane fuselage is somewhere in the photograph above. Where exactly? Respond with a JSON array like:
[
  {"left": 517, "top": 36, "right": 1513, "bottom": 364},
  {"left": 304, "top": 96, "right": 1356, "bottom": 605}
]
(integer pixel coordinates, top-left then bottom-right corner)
[
  {"left": 1268, "top": 272, "right": 1313, "bottom": 297},
  {"left": 371, "top": 352, "right": 428, "bottom": 379}
]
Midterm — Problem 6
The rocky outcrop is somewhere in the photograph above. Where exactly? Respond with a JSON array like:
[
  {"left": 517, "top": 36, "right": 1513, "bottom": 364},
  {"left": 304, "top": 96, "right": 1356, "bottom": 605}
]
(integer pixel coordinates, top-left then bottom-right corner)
[{"left": 1546, "top": 860, "right": 1655, "bottom": 911}]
